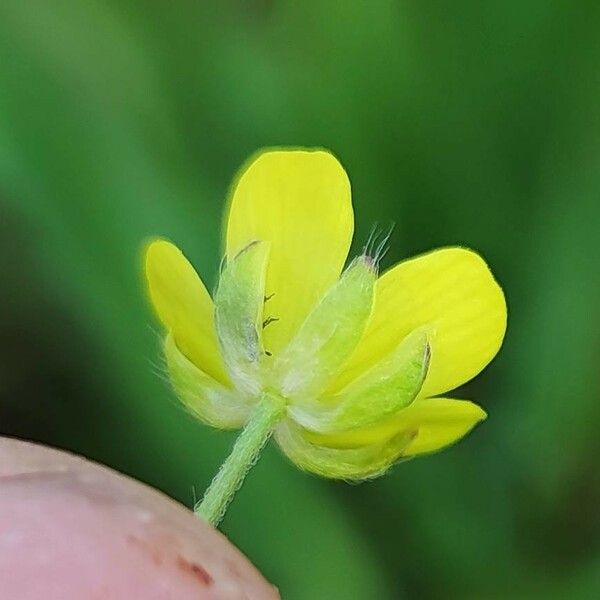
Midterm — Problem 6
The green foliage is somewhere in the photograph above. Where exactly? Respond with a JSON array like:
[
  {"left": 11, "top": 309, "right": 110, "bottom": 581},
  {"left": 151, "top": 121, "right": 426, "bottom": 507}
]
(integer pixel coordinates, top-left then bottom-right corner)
[{"left": 1, "top": 1, "right": 599, "bottom": 598}]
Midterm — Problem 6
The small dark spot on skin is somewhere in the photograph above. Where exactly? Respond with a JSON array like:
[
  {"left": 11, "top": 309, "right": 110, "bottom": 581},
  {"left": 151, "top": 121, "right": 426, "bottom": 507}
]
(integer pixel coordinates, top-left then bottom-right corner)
[
  {"left": 127, "top": 535, "right": 214, "bottom": 585},
  {"left": 264, "top": 293, "right": 275, "bottom": 302},
  {"left": 177, "top": 556, "right": 214, "bottom": 586}
]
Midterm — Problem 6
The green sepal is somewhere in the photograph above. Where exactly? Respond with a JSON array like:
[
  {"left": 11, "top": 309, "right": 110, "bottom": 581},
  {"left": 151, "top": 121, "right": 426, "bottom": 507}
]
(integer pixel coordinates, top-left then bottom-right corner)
[
  {"left": 215, "top": 241, "right": 270, "bottom": 395},
  {"left": 293, "top": 329, "right": 430, "bottom": 433},
  {"left": 163, "top": 333, "right": 251, "bottom": 429},
  {"left": 275, "top": 419, "right": 416, "bottom": 480},
  {"left": 273, "top": 255, "right": 377, "bottom": 401}
]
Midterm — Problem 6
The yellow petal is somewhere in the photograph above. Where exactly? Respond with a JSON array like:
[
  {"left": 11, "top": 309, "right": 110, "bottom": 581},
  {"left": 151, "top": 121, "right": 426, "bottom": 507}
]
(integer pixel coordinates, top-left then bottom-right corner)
[
  {"left": 164, "top": 334, "right": 251, "bottom": 430},
  {"left": 332, "top": 247, "right": 507, "bottom": 398},
  {"left": 144, "top": 239, "right": 228, "bottom": 384},
  {"left": 225, "top": 148, "right": 354, "bottom": 355},
  {"left": 403, "top": 398, "right": 487, "bottom": 456},
  {"left": 274, "top": 419, "right": 415, "bottom": 480},
  {"left": 303, "top": 398, "right": 487, "bottom": 456}
]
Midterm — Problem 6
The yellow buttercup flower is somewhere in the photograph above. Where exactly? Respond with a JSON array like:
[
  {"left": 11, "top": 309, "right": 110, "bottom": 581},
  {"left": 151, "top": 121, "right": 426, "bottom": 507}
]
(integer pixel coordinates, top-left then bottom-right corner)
[{"left": 144, "top": 148, "right": 506, "bottom": 523}]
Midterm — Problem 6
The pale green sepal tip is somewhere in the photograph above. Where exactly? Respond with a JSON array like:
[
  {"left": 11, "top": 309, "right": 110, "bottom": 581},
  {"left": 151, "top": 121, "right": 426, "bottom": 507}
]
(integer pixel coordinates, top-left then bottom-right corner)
[
  {"left": 163, "top": 334, "right": 251, "bottom": 429},
  {"left": 273, "top": 255, "right": 377, "bottom": 401},
  {"left": 215, "top": 241, "right": 270, "bottom": 396}
]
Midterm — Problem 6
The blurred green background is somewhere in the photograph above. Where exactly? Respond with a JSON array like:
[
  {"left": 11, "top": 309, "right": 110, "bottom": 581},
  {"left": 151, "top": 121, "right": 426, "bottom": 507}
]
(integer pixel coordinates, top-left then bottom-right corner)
[{"left": 1, "top": 1, "right": 599, "bottom": 598}]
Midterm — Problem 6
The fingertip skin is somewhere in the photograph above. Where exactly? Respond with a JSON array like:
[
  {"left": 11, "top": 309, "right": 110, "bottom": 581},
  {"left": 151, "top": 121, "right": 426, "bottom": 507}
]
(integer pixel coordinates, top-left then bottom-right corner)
[{"left": 0, "top": 437, "right": 279, "bottom": 600}]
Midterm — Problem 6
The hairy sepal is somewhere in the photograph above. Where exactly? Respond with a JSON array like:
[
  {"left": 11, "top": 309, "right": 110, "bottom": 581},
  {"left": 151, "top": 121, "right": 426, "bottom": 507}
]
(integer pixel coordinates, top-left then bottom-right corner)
[
  {"left": 273, "top": 256, "right": 376, "bottom": 401},
  {"left": 215, "top": 241, "right": 270, "bottom": 395},
  {"left": 275, "top": 419, "right": 416, "bottom": 480},
  {"left": 293, "top": 328, "right": 430, "bottom": 433},
  {"left": 163, "top": 334, "right": 251, "bottom": 429}
]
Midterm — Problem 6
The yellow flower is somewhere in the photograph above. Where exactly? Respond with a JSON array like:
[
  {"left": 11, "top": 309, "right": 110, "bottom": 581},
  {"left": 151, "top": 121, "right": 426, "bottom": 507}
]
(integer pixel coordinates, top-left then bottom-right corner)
[{"left": 144, "top": 149, "right": 507, "bottom": 481}]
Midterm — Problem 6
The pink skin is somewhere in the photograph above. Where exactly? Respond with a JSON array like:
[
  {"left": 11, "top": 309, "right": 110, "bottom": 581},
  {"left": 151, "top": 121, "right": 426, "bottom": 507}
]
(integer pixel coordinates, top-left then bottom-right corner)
[{"left": 0, "top": 437, "right": 279, "bottom": 599}]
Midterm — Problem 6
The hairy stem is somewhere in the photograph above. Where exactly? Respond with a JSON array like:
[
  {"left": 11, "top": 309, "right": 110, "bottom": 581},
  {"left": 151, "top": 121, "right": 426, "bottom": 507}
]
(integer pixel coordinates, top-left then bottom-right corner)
[{"left": 195, "top": 395, "right": 286, "bottom": 526}]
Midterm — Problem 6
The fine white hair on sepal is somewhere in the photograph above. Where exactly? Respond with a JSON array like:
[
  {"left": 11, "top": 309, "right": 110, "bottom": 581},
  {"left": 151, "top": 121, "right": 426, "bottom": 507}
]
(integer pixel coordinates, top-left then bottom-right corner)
[
  {"left": 363, "top": 221, "right": 380, "bottom": 257},
  {"left": 362, "top": 222, "right": 395, "bottom": 266}
]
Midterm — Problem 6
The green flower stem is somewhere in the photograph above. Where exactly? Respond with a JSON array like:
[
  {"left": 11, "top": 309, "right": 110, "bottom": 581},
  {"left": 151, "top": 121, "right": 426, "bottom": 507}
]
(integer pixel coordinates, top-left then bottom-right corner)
[{"left": 195, "top": 394, "right": 286, "bottom": 526}]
